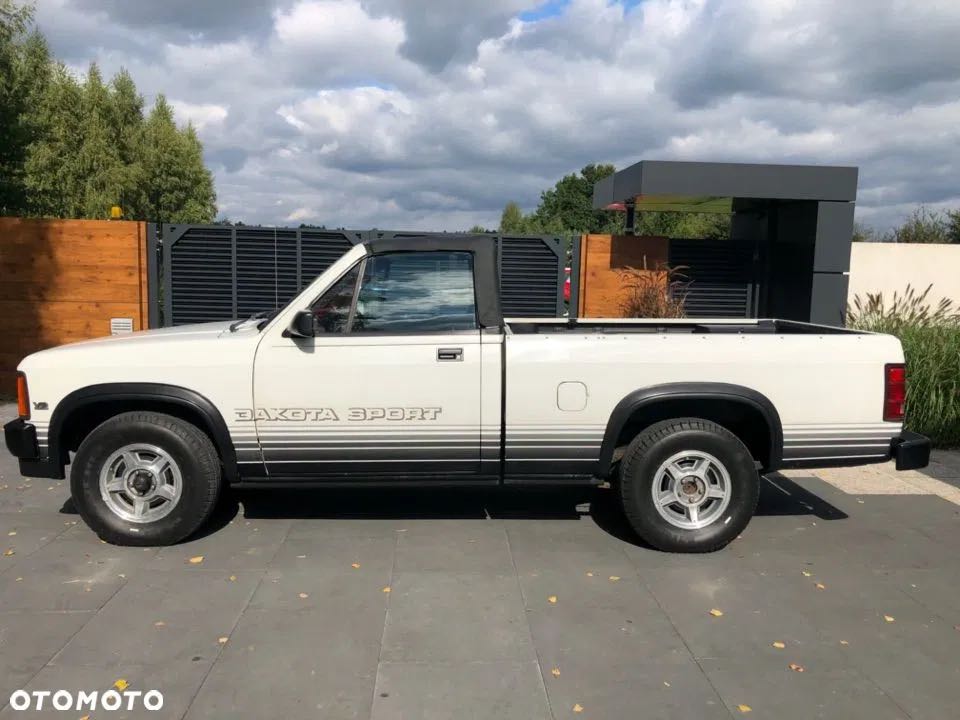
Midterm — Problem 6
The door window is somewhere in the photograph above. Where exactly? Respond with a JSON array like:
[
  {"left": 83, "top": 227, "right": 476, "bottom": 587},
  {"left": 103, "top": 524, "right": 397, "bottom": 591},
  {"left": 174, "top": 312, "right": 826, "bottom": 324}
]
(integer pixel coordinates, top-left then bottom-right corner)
[
  {"left": 309, "top": 264, "right": 360, "bottom": 334},
  {"left": 351, "top": 252, "right": 477, "bottom": 333}
]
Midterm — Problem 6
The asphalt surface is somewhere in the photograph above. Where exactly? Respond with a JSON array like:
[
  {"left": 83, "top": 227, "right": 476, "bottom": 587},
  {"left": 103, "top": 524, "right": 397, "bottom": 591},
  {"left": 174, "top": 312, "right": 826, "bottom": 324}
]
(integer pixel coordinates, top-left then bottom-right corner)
[{"left": 1, "top": 402, "right": 959, "bottom": 719}]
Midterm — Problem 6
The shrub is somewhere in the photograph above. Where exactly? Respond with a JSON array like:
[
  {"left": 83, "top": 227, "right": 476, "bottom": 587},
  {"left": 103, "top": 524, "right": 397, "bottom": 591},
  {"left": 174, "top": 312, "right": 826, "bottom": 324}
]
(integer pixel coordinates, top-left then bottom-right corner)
[
  {"left": 848, "top": 285, "right": 960, "bottom": 447},
  {"left": 617, "top": 264, "right": 688, "bottom": 318}
]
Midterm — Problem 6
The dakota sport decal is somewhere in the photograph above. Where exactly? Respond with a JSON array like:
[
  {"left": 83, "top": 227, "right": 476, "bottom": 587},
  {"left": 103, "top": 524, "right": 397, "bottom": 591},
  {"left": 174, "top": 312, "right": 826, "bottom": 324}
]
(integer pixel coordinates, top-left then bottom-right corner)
[{"left": 234, "top": 407, "right": 443, "bottom": 422}]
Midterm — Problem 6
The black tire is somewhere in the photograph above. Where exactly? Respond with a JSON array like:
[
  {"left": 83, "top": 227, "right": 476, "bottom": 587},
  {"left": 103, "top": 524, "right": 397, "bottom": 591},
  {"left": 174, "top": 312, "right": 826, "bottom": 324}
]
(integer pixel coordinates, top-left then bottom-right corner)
[
  {"left": 70, "top": 411, "right": 222, "bottom": 546},
  {"left": 619, "top": 417, "right": 759, "bottom": 553}
]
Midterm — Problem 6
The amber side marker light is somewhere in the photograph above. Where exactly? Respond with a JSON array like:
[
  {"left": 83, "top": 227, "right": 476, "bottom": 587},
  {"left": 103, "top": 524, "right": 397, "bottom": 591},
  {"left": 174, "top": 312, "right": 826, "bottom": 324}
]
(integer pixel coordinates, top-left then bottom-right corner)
[
  {"left": 883, "top": 363, "right": 906, "bottom": 422},
  {"left": 16, "top": 372, "right": 30, "bottom": 419}
]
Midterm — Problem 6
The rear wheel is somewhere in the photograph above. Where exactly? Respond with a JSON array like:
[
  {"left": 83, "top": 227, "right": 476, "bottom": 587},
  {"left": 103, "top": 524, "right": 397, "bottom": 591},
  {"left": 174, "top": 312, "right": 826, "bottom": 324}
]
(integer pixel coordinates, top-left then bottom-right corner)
[
  {"left": 70, "top": 411, "right": 222, "bottom": 546},
  {"left": 619, "top": 418, "right": 759, "bottom": 553}
]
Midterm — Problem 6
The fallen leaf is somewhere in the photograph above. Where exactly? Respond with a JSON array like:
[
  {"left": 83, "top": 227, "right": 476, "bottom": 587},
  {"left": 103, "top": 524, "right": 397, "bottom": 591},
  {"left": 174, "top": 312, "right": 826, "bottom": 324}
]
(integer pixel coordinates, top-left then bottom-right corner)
[
  {"left": 218, "top": 636, "right": 229, "bottom": 644},
  {"left": 815, "top": 583, "right": 825, "bottom": 590},
  {"left": 663, "top": 681, "right": 671, "bottom": 687},
  {"left": 788, "top": 663, "right": 805, "bottom": 673},
  {"left": 608, "top": 576, "right": 621, "bottom": 582},
  {"left": 3, "top": 549, "right": 13, "bottom": 557},
  {"left": 297, "top": 554, "right": 307, "bottom": 559},
  {"left": 548, "top": 595, "right": 558, "bottom": 604},
  {"left": 351, "top": 563, "right": 360, "bottom": 569},
  {"left": 298, "top": 592, "right": 309, "bottom": 599},
  {"left": 228, "top": 575, "right": 237, "bottom": 582},
  {"left": 737, "top": 704, "right": 752, "bottom": 713},
  {"left": 7, "top": 531, "right": 15, "bottom": 536},
  {"left": 840, "top": 640, "right": 849, "bottom": 645},
  {"left": 586, "top": 572, "right": 594, "bottom": 577},
  {"left": 801, "top": 570, "right": 812, "bottom": 577},
  {"left": 113, "top": 679, "right": 129, "bottom": 691},
  {"left": 80, "top": 715, "right": 90, "bottom": 720},
  {"left": 884, "top": 615, "right": 895, "bottom": 623},
  {"left": 154, "top": 621, "right": 165, "bottom": 627},
  {"left": 83, "top": 586, "right": 92, "bottom": 593},
  {"left": 772, "top": 641, "right": 785, "bottom": 649},
  {"left": 118, "top": 574, "right": 126, "bottom": 579},
  {"left": 382, "top": 586, "right": 391, "bottom": 593},
  {"left": 709, "top": 608, "right": 724, "bottom": 617},
  {"left": 15, "top": 577, "right": 22, "bottom": 582},
  {"left": 551, "top": 667, "right": 560, "bottom": 677},
  {"left": 188, "top": 556, "right": 204, "bottom": 564},
  {"left": 573, "top": 703, "right": 583, "bottom": 713}
]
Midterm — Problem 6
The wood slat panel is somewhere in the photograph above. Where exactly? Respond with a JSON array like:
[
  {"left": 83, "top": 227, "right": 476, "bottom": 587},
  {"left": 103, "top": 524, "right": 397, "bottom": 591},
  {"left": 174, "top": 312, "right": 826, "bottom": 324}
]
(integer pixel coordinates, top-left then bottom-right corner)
[
  {"left": 578, "top": 234, "right": 669, "bottom": 317},
  {"left": 0, "top": 218, "right": 148, "bottom": 388}
]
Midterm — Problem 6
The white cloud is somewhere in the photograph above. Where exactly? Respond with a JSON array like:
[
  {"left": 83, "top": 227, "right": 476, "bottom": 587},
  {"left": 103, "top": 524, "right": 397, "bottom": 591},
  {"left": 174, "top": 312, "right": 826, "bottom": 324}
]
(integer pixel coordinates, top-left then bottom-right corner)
[
  {"left": 30, "top": 0, "right": 960, "bottom": 231},
  {"left": 170, "top": 100, "right": 229, "bottom": 130}
]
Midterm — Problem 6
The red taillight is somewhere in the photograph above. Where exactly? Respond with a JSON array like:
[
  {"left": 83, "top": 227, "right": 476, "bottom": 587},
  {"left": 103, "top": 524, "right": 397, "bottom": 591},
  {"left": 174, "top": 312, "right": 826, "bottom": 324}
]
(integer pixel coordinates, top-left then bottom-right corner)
[
  {"left": 16, "top": 372, "right": 30, "bottom": 419},
  {"left": 884, "top": 363, "right": 906, "bottom": 422}
]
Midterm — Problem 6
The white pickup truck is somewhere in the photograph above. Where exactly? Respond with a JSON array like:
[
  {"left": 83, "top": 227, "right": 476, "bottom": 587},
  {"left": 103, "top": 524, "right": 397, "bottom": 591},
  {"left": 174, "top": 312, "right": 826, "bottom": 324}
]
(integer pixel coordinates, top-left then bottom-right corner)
[{"left": 4, "top": 236, "right": 930, "bottom": 551}]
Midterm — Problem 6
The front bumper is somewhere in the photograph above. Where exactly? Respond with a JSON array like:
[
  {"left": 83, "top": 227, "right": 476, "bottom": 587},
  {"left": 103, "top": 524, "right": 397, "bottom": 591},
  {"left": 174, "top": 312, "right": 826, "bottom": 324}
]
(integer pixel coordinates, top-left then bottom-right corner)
[
  {"left": 891, "top": 431, "right": 930, "bottom": 471},
  {"left": 3, "top": 418, "right": 64, "bottom": 479}
]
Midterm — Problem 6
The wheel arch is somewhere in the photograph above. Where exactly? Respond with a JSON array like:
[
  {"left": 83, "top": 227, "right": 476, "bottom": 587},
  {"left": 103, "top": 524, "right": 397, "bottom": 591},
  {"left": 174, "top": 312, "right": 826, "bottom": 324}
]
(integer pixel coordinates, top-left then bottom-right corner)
[
  {"left": 596, "top": 383, "right": 783, "bottom": 477},
  {"left": 48, "top": 383, "right": 239, "bottom": 483}
]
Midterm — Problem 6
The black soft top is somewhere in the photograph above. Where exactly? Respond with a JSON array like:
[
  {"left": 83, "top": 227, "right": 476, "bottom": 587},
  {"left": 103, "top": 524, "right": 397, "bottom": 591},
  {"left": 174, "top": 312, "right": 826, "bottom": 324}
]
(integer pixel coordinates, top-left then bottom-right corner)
[{"left": 365, "top": 235, "right": 502, "bottom": 329}]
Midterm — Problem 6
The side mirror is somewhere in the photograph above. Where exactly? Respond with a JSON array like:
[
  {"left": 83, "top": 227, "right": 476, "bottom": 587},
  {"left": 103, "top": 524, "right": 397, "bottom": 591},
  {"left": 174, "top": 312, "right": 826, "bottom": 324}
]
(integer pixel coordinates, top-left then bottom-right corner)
[{"left": 285, "top": 310, "right": 315, "bottom": 338}]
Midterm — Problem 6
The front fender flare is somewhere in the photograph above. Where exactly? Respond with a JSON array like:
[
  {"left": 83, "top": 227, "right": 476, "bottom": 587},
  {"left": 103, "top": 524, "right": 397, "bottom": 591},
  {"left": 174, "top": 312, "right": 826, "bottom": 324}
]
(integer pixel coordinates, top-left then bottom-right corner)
[{"left": 48, "top": 383, "right": 239, "bottom": 483}]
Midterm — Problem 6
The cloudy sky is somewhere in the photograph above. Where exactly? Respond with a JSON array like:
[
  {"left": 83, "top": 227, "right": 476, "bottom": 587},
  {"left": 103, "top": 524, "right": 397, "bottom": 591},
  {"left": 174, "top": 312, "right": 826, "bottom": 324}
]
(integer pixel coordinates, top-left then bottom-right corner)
[{"left": 32, "top": 0, "right": 960, "bottom": 231}]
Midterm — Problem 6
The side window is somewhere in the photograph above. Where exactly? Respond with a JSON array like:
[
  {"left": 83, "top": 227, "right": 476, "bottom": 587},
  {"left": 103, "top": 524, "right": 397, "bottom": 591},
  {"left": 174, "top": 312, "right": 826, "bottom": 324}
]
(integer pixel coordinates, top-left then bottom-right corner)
[
  {"left": 309, "top": 264, "right": 360, "bottom": 334},
  {"left": 352, "top": 251, "right": 477, "bottom": 333}
]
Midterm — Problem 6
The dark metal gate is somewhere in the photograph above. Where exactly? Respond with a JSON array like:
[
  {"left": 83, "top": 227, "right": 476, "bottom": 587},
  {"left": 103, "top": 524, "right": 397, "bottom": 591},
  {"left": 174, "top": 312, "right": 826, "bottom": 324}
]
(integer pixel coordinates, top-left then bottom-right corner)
[
  {"left": 668, "top": 239, "right": 758, "bottom": 318},
  {"left": 151, "top": 224, "right": 567, "bottom": 326}
]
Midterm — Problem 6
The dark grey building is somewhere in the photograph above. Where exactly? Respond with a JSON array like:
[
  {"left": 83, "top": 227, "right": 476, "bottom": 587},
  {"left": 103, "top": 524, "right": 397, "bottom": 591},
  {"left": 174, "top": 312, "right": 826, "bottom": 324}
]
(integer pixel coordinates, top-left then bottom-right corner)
[{"left": 592, "top": 160, "right": 857, "bottom": 325}]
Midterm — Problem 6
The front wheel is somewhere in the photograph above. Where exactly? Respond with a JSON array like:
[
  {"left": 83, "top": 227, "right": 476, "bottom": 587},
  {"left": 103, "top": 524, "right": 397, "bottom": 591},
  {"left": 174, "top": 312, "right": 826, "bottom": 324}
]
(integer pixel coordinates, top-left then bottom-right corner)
[
  {"left": 70, "top": 411, "right": 222, "bottom": 546},
  {"left": 619, "top": 418, "right": 759, "bottom": 553}
]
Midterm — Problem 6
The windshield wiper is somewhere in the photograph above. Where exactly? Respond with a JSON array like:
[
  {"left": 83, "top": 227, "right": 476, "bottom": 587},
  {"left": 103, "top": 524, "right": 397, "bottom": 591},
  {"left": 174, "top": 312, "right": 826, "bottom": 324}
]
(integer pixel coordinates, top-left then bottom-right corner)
[{"left": 229, "top": 310, "right": 276, "bottom": 332}]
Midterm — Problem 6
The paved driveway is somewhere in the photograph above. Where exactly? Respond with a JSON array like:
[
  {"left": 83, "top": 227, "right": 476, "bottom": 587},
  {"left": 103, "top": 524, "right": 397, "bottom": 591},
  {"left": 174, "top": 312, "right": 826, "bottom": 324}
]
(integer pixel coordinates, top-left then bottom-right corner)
[{"left": 1, "top": 402, "right": 959, "bottom": 719}]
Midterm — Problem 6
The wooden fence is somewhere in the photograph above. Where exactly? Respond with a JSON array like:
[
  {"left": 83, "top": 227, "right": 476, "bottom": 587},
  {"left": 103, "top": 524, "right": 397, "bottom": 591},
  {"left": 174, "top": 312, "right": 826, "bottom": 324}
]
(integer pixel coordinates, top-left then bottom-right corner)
[
  {"left": 577, "top": 234, "right": 668, "bottom": 317},
  {"left": 0, "top": 218, "right": 149, "bottom": 393}
]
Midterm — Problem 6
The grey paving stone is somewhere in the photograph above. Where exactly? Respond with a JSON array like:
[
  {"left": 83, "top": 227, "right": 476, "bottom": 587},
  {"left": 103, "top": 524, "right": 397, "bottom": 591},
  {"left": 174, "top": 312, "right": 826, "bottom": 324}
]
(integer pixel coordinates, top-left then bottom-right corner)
[
  {"left": 646, "top": 567, "right": 851, "bottom": 666},
  {"left": 516, "top": 566, "right": 656, "bottom": 611},
  {"left": 185, "top": 607, "right": 380, "bottom": 720},
  {"left": 371, "top": 660, "right": 551, "bottom": 720},
  {"left": 269, "top": 533, "right": 397, "bottom": 575},
  {"left": 148, "top": 517, "right": 292, "bottom": 571},
  {"left": 0, "top": 611, "right": 93, "bottom": 703},
  {"left": 0, "top": 534, "right": 154, "bottom": 612},
  {"left": 0, "top": 512, "right": 71, "bottom": 563},
  {"left": 526, "top": 603, "right": 689, "bottom": 669},
  {"left": 286, "top": 517, "right": 413, "bottom": 540},
  {"left": 539, "top": 654, "right": 729, "bottom": 720},
  {"left": 51, "top": 569, "right": 261, "bottom": 667},
  {"left": 505, "top": 519, "right": 635, "bottom": 575},
  {"left": 394, "top": 520, "right": 514, "bottom": 573},
  {"left": 0, "top": 659, "right": 210, "bottom": 720},
  {"left": 701, "top": 659, "right": 910, "bottom": 720},
  {"left": 247, "top": 566, "right": 392, "bottom": 613},
  {"left": 381, "top": 572, "right": 535, "bottom": 663}
]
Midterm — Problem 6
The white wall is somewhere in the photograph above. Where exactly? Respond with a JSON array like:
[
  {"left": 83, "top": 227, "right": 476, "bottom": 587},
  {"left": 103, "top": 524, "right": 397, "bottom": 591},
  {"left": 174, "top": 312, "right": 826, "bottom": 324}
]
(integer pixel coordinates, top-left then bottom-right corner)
[{"left": 848, "top": 243, "right": 960, "bottom": 306}]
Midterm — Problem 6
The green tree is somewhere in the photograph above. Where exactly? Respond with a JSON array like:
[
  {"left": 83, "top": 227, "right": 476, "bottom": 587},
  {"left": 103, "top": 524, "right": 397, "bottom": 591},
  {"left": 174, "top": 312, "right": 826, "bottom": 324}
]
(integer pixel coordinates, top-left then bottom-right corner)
[
  {"left": 946, "top": 210, "right": 960, "bottom": 244},
  {"left": 23, "top": 62, "right": 84, "bottom": 216},
  {"left": 0, "top": 1, "right": 48, "bottom": 214},
  {"left": 141, "top": 95, "right": 216, "bottom": 223},
  {"left": 888, "top": 206, "right": 950, "bottom": 244},
  {"left": 499, "top": 201, "right": 528, "bottom": 233}
]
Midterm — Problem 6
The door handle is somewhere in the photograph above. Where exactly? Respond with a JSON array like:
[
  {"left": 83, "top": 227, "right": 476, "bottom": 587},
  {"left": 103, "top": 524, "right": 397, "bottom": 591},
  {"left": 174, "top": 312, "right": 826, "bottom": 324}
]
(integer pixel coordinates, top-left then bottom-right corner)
[{"left": 437, "top": 347, "right": 463, "bottom": 362}]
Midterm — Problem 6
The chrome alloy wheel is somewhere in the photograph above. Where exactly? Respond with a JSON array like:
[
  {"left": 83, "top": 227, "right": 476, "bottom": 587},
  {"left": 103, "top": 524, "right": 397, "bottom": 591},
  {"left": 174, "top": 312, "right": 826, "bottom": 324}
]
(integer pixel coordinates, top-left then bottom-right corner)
[
  {"left": 98, "top": 444, "right": 183, "bottom": 523},
  {"left": 651, "top": 450, "right": 732, "bottom": 530}
]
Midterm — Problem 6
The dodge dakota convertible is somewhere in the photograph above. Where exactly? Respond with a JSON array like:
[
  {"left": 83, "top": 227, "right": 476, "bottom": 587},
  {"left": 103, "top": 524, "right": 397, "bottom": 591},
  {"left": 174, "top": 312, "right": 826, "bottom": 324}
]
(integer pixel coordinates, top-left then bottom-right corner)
[{"left": 4, "top": 236, "right": 930, "bottom": 551}]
